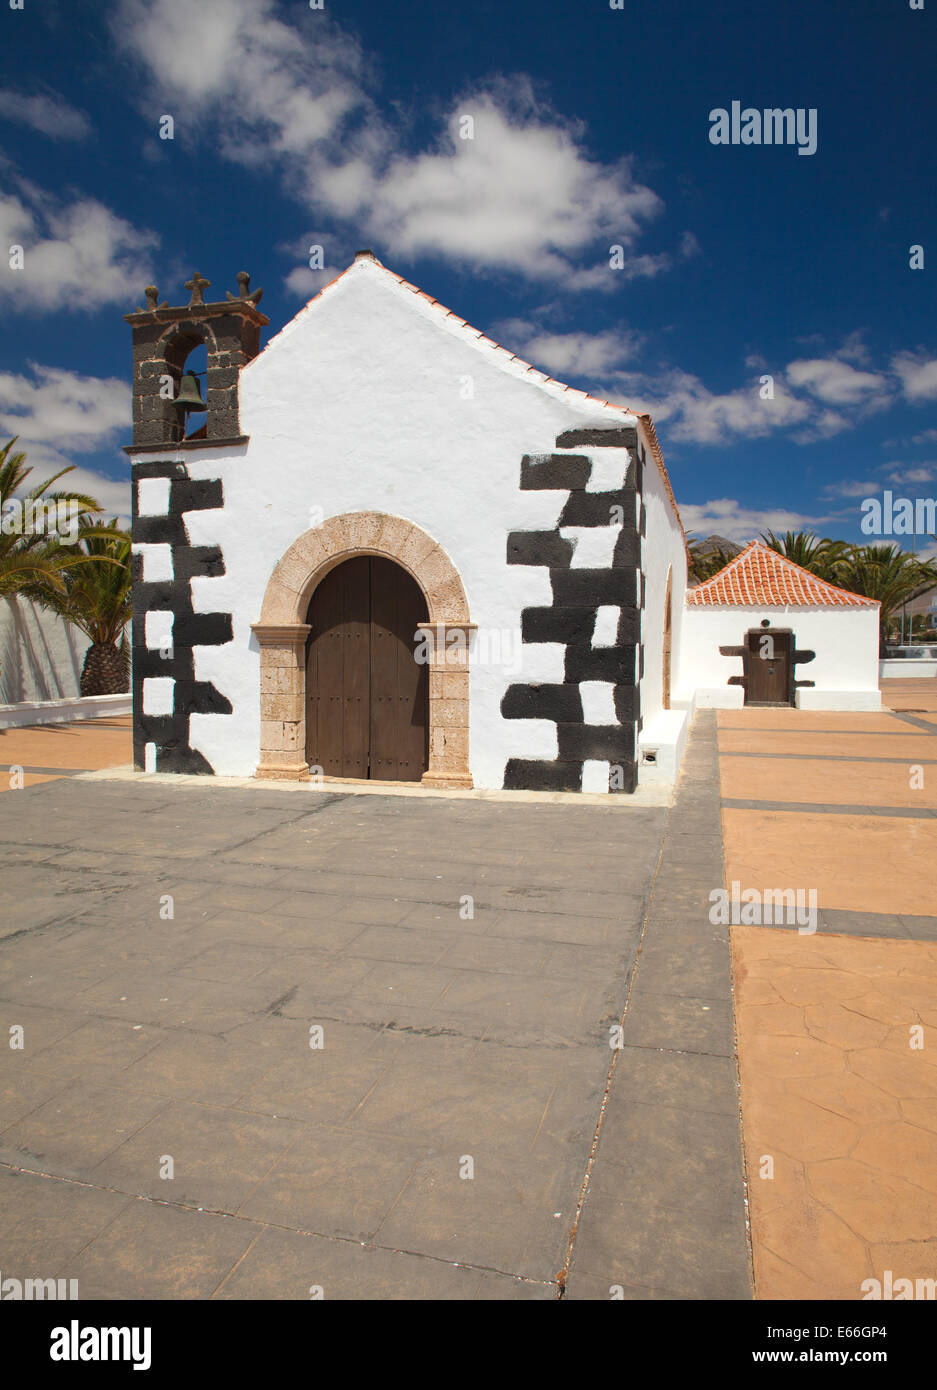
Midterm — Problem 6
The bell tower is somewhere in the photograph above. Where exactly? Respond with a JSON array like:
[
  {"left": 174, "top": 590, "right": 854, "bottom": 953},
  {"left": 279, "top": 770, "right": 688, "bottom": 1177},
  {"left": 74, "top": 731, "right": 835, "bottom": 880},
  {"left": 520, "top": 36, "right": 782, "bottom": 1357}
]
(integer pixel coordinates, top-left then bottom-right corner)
[
  {"left": 125, "top": 270, "right": 269, "bottom": 777},
  {"left": 124, "top": 270, "right": 269, "bottom": 453}
]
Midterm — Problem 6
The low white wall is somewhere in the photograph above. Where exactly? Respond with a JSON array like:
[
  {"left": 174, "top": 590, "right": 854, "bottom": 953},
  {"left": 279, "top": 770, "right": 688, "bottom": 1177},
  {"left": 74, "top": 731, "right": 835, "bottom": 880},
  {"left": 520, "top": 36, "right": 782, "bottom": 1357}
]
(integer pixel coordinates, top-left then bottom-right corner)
[
  {"left": 879, "top": 659, "right": 937, "bottom": 679},
  {"left": 796, "top": 689, "right": 882, "bottom": 711},
  {"left": 677, "top": 604, "right": 880, "bottom": 702},
  {"left": 0, "top": 596, "right": 90, "bottom": 704},
  {"left": 638, "top": 434, "right": 688, "bottom": 734},
  {"left": 637, "top": 707, "right": 688, "bottom": 783},
  {"left": 0, "top": 693, "right": 132, "bottom": 729}
]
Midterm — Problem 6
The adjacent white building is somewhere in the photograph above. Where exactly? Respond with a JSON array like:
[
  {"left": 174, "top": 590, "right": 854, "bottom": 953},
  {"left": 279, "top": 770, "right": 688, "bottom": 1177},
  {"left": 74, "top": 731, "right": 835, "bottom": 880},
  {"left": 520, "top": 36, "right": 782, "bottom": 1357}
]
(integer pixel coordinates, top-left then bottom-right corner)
[{"left": 677, "top": 541, "right": 882, "bottom": 712}]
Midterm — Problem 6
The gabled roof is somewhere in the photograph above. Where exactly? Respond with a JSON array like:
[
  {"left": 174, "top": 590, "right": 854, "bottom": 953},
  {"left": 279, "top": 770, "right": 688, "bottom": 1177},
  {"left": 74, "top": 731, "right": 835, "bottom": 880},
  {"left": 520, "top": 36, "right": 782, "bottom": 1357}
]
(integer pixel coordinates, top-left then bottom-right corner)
[
  {"left": 253, "top": 252, "right": 686, "bottom": 543},
  {"left": 687, "top": 540, "right": 879, "bottom": 608}
]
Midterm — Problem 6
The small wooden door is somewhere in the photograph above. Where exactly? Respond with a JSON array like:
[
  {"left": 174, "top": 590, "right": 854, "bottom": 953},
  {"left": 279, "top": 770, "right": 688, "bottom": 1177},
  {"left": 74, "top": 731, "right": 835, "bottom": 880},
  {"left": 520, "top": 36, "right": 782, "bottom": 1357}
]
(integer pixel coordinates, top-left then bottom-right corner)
[
  {"left": 745, "top": 630, "right": 792, "bottom": 706},
  {"left": 305, "top": 557, "right": 428, "bottom": 780}
]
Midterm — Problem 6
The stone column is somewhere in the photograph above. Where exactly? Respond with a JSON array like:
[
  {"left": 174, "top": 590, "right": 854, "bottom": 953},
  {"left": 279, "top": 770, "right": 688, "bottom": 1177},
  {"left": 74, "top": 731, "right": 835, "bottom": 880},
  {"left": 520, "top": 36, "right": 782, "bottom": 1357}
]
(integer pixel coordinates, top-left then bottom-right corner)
[
  {"left": 417, "top": 621, "right": 475, "bottom": 789},
  {"left": 252, "top": 622, "right": 311, "bottom": 780}
]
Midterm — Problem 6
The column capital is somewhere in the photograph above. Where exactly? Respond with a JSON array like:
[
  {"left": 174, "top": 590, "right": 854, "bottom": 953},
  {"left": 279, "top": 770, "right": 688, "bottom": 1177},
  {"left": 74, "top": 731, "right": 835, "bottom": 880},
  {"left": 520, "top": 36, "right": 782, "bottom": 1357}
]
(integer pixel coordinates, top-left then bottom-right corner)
[{"left": 251, "top": 622, "right": 311, "bottom": 647}]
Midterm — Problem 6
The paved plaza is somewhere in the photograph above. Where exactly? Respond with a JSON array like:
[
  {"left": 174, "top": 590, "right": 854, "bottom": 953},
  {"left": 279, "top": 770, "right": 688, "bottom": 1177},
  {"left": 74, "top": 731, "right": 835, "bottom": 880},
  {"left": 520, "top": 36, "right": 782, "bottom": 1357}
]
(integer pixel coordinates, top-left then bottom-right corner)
[
  {"left": 0, "top": 715, "right": 748, "bottom": 1299},
  {"left": 1, "top": 682, "right": 935, "bottom": 1299}
]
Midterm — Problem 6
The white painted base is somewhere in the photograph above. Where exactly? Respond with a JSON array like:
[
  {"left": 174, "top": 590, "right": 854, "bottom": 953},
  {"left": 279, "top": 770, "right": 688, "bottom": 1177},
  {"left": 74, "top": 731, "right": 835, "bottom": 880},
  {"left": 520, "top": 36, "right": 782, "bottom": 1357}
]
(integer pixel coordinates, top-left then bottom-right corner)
[
  {"left": 0, "top": 693, "right": 131, "bottom": 729},
  {"left": 879, "top": 659, "right": 937, "bottom": 679},
  {"left": 683, "top": 686, "right": 745, "bottom": 709},
  {"left": 637, "top": 708, "right": 689, "bottom": 784},
  {"left": 795, "top": 689, "right": 883, "bottom": 711}
]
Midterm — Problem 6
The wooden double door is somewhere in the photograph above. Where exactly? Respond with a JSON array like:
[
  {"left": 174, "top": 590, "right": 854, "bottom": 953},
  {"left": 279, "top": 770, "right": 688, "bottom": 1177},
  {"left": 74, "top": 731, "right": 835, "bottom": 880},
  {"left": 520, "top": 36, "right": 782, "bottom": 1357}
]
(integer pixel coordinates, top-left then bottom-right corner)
[{"left": 305, "top": 556, "right": 428, "bottom": 780}]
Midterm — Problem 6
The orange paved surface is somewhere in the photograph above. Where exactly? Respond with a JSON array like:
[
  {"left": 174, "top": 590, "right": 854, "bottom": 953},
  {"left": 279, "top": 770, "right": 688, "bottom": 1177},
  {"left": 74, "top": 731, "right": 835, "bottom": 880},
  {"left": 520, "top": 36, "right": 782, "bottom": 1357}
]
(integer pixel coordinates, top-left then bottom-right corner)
[
  {"left": 733, "top": 927, "right": 937, "bottom": 1300},
  {"left": 721, "top": 756, "right": 937, "bottom": 809},
  {"left": 719, "top": 729, "right": 927, "bottom": 759},
  {"left": 719, "top": 697, "right": 936, "bottom": 920},
  {"left": 0, "top": 717, "right": 131, "bottom": 793},
  {"left": 718, "top": 709, "right": 912, "bottom": 732},
  {"left": 881, "top": 678, "right": 937, "bottom": 712},
  {"left": 722, "top": 683, "right": 937, "bottom": 1300},
  {"left": 723, "top": 810, "right": 937, "bottom": 917}
]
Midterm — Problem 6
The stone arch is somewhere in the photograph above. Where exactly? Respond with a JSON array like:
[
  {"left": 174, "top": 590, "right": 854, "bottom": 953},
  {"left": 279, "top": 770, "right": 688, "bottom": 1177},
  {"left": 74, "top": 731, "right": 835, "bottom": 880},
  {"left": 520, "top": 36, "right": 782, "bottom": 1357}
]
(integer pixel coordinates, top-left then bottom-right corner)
[
  {"left": 158, "top": 317, "right": 220, "bottom": 360},
  {"left": 252, "top": 513, "right": 474, "bottom": 787},
  {"left": 148, "top": 321, "right": 221, "bottom": 445}
]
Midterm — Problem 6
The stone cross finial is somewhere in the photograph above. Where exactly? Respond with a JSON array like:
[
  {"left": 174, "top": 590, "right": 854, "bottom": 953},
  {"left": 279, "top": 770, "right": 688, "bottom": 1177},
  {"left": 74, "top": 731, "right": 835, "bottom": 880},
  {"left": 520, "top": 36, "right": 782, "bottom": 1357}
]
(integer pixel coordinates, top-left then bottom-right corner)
[
  {"left": 185, "top": 272, "right": 211, "bottom": 306},
  {"left": 236, "top": 271, "right": 250, "bottom": 298},
  {"left": 144, "top": 285, "right": 159, "bottom": 310}
]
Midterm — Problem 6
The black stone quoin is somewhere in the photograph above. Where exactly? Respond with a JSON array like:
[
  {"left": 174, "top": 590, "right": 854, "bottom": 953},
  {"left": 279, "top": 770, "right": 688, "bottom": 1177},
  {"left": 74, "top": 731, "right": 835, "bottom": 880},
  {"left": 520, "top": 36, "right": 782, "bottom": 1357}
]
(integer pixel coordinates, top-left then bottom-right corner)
[
  {"left": 131, "top": 461, "right": 233, "bottom": 774},
  {"left": 503, "top": 429, "right": 645, "bottom": 793}
]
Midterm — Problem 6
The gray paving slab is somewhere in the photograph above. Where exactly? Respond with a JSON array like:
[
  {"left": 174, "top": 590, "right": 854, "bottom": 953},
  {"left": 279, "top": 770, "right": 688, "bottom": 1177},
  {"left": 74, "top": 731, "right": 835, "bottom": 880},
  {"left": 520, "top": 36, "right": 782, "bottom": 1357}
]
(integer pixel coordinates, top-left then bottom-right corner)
[
  {"left": 0, "top": 1083, "right": 171, "bottom": 1177},
  {"left": 0, "top": 732, "right": 747, "bottom": 1298},
  {"left": 212, "top": 1224, "right": 554, "bottom": 1301},
  {"left": 898, "top": 914, "right": 937, "bottom": 940},
  {"left": 890, "top": 711, "right": 937, "bottom": 734},
  {"left": 720, "top": 749, "right": 937, "bottom": 764},
  {"left": 748, "top": 908, "right": 937, "bottom": 942},
  {"left": 375, "top": 1149, "right": 583, "bottom": 1281},
  {"left": 0, "top": 1167, "right": 132, "bottom": 1274},
  {"left": 721, "top": 797, "right": 936, "bottom": 818},
  {"left": 565, "top": 709, "right": 752, "bottom": 1301},
  {"left": 62, "top": 1198, "right": 259, "bottom": 1300}
]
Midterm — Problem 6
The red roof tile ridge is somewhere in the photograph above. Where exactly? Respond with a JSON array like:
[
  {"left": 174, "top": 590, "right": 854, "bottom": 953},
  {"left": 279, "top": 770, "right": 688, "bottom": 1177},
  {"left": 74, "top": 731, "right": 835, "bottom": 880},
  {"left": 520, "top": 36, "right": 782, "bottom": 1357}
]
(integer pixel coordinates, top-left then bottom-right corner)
[{"left": 688, "top": 539, "right": 879, "bottom": 607}]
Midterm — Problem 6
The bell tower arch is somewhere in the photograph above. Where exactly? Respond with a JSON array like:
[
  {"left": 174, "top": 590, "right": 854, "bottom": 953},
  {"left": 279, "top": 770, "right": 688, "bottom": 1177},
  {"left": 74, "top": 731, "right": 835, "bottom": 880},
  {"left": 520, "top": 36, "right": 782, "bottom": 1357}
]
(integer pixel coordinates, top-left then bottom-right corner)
[{"left": 123, "top": 271, "right": 269, "bottom": 454}]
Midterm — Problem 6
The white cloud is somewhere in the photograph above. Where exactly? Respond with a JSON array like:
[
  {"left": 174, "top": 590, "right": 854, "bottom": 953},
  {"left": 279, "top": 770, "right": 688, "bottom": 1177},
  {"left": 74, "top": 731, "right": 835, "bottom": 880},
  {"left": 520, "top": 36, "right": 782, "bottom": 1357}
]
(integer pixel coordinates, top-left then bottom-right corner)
[
  {"left": 0, "top": 364, "right": 130, "bottom": 475},
  {"left": 113, "top": 0, "right": 367, "bottom": 130},
  {"left": 359, "top": 88, "right": 664, "bottom": 279},
  {"left": 283, "top": 264, "right": 343, "bottom": 298},
  {"left": 785, "top": 357, "right": 891, "bottom": 409},
  {"left": 680, "top": 499, "right": 825, "bottom": 546},
  {"left": 0, "top": 182, "right": 157, "bottom": 311},
  {"left": 678, "top": 230, "right": 701, "bottom": 260},
  {"left": 0, "top": 89, "right": 92, "bottom": 140},
  {"left": 607, "top": 367, "right": 814, "bottom": 445},
  {"left": 886, "top": 464, "right": 936, "bottom": 485},
  {"left": 892, "top": 352, "right": 937, "bottom": 403},
  {"left": 821, "top": 478, "right": 884, "bottom": 498},
  {"left": 113, "top": 0, "right": 666, "bottom": 284},
  {"left": 500, "top": 323, "right": 857, "bottom": 444},
  {"left": 498, "top": 321, "right": 937, "bottom": 449},
  {"left": 502, "top": 327, "right": 640, "bottom": 377}
]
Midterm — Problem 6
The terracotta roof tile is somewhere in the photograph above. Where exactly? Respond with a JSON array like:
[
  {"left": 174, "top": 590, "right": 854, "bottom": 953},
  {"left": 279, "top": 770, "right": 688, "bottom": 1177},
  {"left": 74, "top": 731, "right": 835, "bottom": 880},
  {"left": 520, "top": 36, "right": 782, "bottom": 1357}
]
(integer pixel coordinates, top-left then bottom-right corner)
[{"left": 687, "top": 540, "right": 879, "bottom": 608}]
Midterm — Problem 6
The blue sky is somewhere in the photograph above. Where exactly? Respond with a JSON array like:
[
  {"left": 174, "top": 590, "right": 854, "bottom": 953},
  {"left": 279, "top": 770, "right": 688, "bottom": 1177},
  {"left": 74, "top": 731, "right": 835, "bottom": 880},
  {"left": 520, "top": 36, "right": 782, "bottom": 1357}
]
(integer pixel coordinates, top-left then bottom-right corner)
[{"left": 1, "top": 0, "right": 935, "bottom": 548}]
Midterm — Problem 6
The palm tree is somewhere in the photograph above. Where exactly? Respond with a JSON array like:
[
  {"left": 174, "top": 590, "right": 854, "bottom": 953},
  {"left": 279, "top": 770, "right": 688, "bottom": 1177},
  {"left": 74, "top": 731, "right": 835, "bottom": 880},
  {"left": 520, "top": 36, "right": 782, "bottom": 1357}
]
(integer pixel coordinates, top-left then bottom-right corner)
[
  {"left": 32, "top": 518, "right": 132, "bottom": 695},
  {"left": 836, "top": 544, "right": 937, "bottom": 654},
  {"left": 0, "top": 437, "right": 101, "bottom": 600},
  {"left": 760, "top": 530, "right": 850, "bottom": 582}
]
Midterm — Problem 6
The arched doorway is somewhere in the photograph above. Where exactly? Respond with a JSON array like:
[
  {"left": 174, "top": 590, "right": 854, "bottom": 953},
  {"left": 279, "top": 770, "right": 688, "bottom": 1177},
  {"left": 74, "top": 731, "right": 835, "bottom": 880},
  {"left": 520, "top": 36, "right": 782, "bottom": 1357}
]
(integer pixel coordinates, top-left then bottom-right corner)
[
  {"left": 305, "top": 555, "right": 428, "bottom": 780},
  {"left": 253, "top": 512, "right": 474, "bottom": 787}
]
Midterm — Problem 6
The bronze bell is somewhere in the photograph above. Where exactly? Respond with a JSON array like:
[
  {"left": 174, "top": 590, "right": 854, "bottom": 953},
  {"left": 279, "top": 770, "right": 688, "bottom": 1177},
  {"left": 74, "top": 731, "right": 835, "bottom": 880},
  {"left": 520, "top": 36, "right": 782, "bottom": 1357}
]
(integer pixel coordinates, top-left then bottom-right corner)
[{"left": 175, "top": 371, "right": 207, "bottom": 412}]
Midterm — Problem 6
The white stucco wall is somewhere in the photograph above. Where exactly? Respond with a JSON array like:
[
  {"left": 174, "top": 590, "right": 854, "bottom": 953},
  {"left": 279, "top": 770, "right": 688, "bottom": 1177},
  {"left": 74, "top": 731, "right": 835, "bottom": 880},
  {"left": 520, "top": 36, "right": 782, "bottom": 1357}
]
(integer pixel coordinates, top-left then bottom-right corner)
[
  {"left": 143, "top": 258, "right": 685, "bottom": 786},
  {"left": 0, "top": 596, "right": 89, "bottom": 704},
  {"left": 638, "top": 432, "right": 688, "bottom": 726},
  {"left": 677, "top": 603, "right": 881, "bottom": 706}
]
